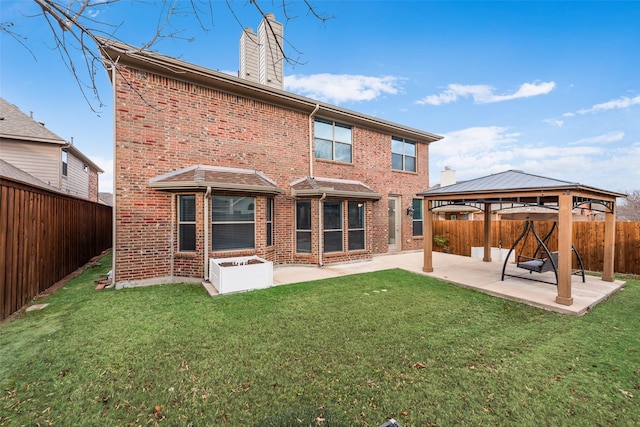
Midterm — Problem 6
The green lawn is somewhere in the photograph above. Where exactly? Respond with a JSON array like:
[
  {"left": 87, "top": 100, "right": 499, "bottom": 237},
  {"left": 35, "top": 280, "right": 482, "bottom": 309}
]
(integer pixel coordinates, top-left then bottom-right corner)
[{"left": 1, "top": 252, "right": 639, "bottom": 426}]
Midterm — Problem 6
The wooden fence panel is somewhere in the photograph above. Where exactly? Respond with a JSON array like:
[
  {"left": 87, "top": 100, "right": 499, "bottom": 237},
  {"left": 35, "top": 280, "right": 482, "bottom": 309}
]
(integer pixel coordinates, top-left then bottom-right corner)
[
  {"left": 0, "top": 178, "right": 112, "bottom": 320},
  {"left": 434, "top": 220, "right": 640, "bottom": 275}
]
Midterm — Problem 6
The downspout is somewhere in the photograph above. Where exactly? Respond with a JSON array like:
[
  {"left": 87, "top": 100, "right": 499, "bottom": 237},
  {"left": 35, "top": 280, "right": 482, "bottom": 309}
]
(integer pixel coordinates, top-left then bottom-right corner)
[
  {"left": 318, "top": 192, "right": 326, "bottom": 266},
  {"left": 309, "top": 104, "right": 320, "bottom": 178},
  {"left": 204, "top": 186, "right": 212, "bottom": 280},
  {"left": 170, "top": 195, "right": 175, "bottom": 277}
]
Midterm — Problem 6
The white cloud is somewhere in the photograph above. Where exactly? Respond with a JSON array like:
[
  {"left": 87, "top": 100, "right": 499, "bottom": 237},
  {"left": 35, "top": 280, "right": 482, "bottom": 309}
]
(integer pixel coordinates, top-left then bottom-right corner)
[
  {"left": 568, "top": 131, "right": 625, "bottom": 146},
  {"left": 577, "top": 95, "right": 640, "bottom": 115},
  {"left": 417, "top": 81, "right": 555, "bottom": 105},
  {"left": 284, "top": 74, "right": 401, "bottom": 104},
  {"left": 428, "top": 125, "right": 620, "bottom": 189},
  {"left": 544, "top": 118, "right": 564, "bottom": 127}
]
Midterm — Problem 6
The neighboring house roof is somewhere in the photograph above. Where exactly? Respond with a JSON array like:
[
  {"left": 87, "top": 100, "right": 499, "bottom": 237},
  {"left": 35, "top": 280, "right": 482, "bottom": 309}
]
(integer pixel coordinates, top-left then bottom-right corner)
[
  {"left": 0, "top": 97, "right": 103, "bottom": 173},
  {"left": 99, "top": 192, "right": 114, "bottom": 206},
  {"left": 0, "top": 97, "right": 66, "bottom": 145},
  {"left": 97, "top": 37, "right": 444, "bottom": 145},
  {"left": 418, "top": 170, "right": 625, "bottom": 199},
  {"left": 290, "top": 177, "right": 382, "bottom": 200},
  {"left": 0, "top": 158, "right": 63, "bottom": 193},
  {"left": 149, "top": 165, "right": 283, "bottom": 194}
]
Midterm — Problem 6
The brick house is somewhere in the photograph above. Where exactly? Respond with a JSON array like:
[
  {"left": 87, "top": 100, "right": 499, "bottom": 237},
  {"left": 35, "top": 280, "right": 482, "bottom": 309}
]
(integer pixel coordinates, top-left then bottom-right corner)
[{"left": 98, "top": 19, "right": 442, "bottom": 287}]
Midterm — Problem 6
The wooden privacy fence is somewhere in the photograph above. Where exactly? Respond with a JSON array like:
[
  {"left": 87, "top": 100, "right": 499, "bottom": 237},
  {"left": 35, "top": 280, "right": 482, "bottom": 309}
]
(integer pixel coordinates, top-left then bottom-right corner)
[
  {"left": 1, "top": 177, "right": 112, "bottom": 320},
  {"left": 433, "top": 220, "right": 640, "bottom": 275}
]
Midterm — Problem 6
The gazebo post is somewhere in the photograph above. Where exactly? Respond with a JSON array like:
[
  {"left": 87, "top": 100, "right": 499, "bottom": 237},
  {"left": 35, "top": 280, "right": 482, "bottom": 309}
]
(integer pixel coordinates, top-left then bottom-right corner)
[
  {"left": 483, "top": 203, "right": 492, "bottom": 262},
  {"left": 602, "top": 205, "right": 616, "bottom": 282},
  {"left": 423, "top": 198, "right": 434, "bottom": 272},
  {"left": 556, "top": 192, "right": 574, "bottom": 306}
]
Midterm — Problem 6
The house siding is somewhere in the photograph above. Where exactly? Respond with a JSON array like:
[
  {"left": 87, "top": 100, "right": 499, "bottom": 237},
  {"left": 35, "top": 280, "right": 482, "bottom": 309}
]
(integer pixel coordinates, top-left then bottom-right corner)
[
  {"left": 112, "top": 65, "right": 433, "bottom": 284},
  {"left": 0, "top": 139, "right": 61, "bottom": 187},
  {"left": 62, "top": 151, "right": 89, "bottom": 199}
]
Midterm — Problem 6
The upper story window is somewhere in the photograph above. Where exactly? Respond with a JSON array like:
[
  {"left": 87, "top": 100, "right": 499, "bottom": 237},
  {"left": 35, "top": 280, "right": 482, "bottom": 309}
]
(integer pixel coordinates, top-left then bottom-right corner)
[
  {"left": 61, "top": 150, "right": 68, "bottom": 176},
  {"left": 391, "top": 137, "right": 416, "bottom": 172},
  {"left": 314, "top": 119, "right": 352, "bottom": 163}
]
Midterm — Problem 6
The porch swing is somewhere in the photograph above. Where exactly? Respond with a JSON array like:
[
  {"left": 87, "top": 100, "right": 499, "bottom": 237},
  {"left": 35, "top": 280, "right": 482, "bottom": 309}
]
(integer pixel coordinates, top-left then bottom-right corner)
[{"left": 501, "top": 219, "right": 586, "bottom": 286}]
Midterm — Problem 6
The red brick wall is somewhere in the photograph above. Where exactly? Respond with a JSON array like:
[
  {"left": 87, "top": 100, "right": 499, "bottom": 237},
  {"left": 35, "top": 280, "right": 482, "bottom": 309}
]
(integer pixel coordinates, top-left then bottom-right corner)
[
  {"left": 113, "top": 66, "right": 431, "bottom": 283},
  {"left": 88, "top": 169, "right": 99, "bottom": 202}
]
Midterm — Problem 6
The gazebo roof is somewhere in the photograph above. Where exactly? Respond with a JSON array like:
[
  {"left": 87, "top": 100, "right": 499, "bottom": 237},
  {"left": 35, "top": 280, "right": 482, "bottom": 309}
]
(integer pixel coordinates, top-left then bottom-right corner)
[{"left": 418, "top": 170, "right": 625, "bottom": 210}]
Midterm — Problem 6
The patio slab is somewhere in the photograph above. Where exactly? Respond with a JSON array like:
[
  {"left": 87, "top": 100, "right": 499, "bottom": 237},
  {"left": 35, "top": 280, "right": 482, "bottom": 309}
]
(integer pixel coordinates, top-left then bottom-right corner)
[{"left": 273, "top": 251, "right": 626, "bottom": 316}]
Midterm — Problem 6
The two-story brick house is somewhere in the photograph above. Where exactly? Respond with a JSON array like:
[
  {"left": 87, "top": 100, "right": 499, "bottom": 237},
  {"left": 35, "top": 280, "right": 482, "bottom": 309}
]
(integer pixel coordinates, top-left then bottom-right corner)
[{"left": 98, "top": 18, "right": 442, "bottom": 287}]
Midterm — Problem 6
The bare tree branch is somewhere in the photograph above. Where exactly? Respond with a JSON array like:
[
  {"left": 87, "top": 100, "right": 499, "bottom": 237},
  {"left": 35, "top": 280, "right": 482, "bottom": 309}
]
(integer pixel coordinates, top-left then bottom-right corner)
[{"left": 2, "top": 0, "right": 332, "bottom": 114}]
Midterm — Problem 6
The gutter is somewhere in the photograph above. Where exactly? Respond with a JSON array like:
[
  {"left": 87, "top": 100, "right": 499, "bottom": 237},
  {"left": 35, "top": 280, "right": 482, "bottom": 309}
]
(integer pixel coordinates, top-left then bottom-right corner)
[
  {"left": 309, "top": 104, "right": 320, "bottom": 178},
  {"left": 318, "top": 192, "right": 326, "bottom": 266},
  {"left": 204, "top": 186, "right": 212, "bottom": 280}
]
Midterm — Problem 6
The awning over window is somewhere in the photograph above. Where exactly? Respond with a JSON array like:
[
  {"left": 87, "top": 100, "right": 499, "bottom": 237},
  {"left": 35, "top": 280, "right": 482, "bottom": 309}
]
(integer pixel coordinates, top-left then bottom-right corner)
[
  {"left": 149, "top": 165, "right": 283, "bottom": 194},
  {"left": 290, "top": 176, "right": 382, "bottom": 200}
]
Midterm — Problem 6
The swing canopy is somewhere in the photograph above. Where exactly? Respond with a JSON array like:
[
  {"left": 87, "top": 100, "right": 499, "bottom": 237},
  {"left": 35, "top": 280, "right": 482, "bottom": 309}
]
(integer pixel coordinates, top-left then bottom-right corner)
[{"left": 418, "top": 170, "right": 626, "bottom": 307}]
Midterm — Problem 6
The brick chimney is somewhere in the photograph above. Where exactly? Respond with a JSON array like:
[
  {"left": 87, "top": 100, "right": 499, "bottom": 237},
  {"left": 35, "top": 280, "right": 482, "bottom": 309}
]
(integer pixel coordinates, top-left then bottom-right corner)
[{"left": 440, "top": 166, "right": 456, "bottom": 187}]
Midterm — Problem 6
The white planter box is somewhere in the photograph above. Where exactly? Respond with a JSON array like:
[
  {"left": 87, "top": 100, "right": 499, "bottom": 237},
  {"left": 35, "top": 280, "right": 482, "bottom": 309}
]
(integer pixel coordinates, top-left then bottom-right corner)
[
  {"left": 471, "top": 247, "right": 515, "bottom": 263},
  {"left": 209, "top": 256, "right": 273, "bottom": 294}
]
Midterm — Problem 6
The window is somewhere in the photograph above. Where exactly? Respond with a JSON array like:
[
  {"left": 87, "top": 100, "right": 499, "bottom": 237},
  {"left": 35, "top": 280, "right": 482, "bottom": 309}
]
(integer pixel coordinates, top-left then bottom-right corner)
[
  {"left": 323, "top": 201, "right": 343, "bottom": 252},
  {"left": 178, "top": 195, "right": 196, "bottom": 251},
  {"left": 348, "top": 201, "right": 365, "bottom": 250},
  {"left": 296, "top": 200, "right": 312, "bottom": 253},
  {"left": 314, "top": 119, "right": 352, "bottom": 163},
  {"left": 61, "top": 150, "right": 68, "bottom": 176},
  {"left": 412, "top": 198, "right": 423, "bottom": 237},
  {"left": 211, "top": 195, "right": 255, "bottom": 251},
  {"left": 391, "top": 137, "right": 416, "bottom": 172},
  {"left": 266, "top": 198, "right": 274, "bottom": 247}
]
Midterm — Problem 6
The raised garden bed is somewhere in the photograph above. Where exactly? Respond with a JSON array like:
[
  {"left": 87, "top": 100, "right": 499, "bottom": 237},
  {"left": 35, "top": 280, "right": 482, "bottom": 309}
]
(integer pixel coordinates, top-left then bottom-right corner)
[{"left": 209, "top": 256, "right": 273, "bottom": 294}]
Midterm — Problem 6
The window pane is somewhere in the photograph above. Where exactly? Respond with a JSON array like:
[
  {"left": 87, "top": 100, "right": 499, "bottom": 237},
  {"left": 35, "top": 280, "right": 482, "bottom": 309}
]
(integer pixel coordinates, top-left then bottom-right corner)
[
  {"left": 391, "top": 138, "right": 404, "bottom": 154},
  {"left": 296, "top": 200, "right": 311, "bottom": 230},
  {"left": 180, "top": 195, "right": 196, "bottom": 221},
  {"left": 212, "top": 196, "right": 254, "bottom": 222},
  {"left": 392, "top": 153, "right": 403, "bottom": 170},
  {"left": 335, "top": 142, "right": 352, "bottom": 163},
  {"left": 412, "top": 220, "right": 423, "bottom": 237},
  {"left": 296, "top": 231, "right": 311, "bottom": 253},
  {"left": 404, "top": 141, "right": 416, "bottom": 156},
  {"left": 179, "top": 224, "right": 196, "bottom": 251},
  {"left": 267, "top": 226, "right": 273, "bottom": 247},
  {"left": 212, "top": 223, "right": 255, "bottom": 250},
  {"left": 348, "top": 230, "right": 365, "bottom": 250},
  {"left": 334, "top": 124, "right": 352, "bottom": 143},
  {"left": 323, "top": 201, "right": 342, "bottom": 230},
  {"left": 348, "top": 201, "right": 364, "bottom": 228},
  {"left": 405, "top": 156, "right": 416, "bottom": 172},
  {"left": 314, "top": 138, "right": 333, "bottom": 160},
  {"left": 266, "top": 198, "right": 273, "bottom": 221},
  {"left": 324, "top": 231, "right": 343, "bottom": 252},
  {"left": 314, "top": 119, "right": 333, "bottom": 140},
  {"left": 412, "top": 199, "right": 422, "bottom": 220}
]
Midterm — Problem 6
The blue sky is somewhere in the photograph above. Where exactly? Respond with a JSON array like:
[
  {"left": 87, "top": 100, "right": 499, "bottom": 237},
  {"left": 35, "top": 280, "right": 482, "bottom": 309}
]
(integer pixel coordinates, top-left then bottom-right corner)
[{"left": 1, "top": 1, "right": 638, "bottom": 195}]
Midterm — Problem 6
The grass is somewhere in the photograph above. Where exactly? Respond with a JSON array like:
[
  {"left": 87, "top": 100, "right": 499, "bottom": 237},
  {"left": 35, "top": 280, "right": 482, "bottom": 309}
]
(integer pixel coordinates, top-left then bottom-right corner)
[{"left": 1, "top": 252, "right": 639, "bottom": 426}]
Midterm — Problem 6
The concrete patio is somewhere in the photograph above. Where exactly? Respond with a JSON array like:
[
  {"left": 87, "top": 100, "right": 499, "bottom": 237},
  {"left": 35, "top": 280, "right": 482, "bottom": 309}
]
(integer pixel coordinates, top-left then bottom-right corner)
[{"left": 273, "top": 251, "right": 626, "bottom": 316}]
